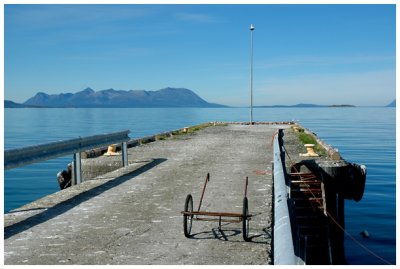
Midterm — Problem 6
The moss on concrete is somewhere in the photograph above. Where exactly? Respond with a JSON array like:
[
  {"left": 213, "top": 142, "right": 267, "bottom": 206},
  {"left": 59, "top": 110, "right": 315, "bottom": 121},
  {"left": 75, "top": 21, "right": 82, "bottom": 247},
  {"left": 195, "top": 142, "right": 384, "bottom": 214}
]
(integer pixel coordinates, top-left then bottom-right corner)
[
  {"left": 171, "top": 122, "right": 228, "bottom": 136},
  {"left": 293, "top": 126, "right": 327, "bottom": 157}
]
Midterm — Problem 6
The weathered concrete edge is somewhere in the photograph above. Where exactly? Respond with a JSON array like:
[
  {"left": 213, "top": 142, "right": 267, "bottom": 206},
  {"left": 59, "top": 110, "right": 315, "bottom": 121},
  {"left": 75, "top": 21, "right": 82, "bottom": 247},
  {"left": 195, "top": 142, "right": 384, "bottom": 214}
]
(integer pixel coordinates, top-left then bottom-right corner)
[
  {"left": 82, "top": 123, "right": 214, "bottom": 158},
  {"left": 82, "top": 121, "right": 297, "bottom": 158},
  {"left": 294, "top": 123, "right": 342, "bottom": 161}
]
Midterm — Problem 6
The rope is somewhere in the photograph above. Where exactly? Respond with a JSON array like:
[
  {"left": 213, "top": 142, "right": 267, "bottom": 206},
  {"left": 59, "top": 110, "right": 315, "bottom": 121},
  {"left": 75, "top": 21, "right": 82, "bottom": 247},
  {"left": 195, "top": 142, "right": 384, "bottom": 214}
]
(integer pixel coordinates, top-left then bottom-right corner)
[
  {"left": 270, "top": 131, "right": 279, "bottom": 147},
  {"left": 282, "top": 144, "right": 393, "bottom": 265}
]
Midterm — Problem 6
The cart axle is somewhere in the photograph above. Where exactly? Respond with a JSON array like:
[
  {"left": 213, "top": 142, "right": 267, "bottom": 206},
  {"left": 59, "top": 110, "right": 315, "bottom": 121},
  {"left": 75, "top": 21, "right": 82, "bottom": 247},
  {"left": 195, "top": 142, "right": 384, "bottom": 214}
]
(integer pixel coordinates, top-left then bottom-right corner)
[{"left": 181, "top": 211, "right": 252, "bottom": 218}]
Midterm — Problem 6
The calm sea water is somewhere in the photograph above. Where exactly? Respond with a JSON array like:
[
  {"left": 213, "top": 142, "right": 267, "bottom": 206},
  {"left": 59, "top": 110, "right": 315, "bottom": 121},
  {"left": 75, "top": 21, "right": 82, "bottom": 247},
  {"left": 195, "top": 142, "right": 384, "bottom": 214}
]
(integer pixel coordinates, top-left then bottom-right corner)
[{"left": 4, "top": 107, "right": 396, "bottom": 265}]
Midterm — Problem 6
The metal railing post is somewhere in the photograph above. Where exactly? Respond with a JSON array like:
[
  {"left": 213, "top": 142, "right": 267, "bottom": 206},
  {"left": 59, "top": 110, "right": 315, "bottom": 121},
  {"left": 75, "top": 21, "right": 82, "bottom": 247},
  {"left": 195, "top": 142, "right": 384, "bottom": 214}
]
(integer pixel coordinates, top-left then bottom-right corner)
[
  {"left": 73, "top": 152, "right": 82, "bottom": 185},
  {"left": 122, "top": 141, "right": 128, "bottom": 167}
]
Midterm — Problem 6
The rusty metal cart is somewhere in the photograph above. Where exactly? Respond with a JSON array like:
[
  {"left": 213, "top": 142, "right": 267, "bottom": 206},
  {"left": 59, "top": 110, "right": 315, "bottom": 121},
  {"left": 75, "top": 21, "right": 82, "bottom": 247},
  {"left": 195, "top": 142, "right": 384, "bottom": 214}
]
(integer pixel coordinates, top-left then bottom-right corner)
[{"left": 181, "top": 173, "right": 252, "bottom": 242}]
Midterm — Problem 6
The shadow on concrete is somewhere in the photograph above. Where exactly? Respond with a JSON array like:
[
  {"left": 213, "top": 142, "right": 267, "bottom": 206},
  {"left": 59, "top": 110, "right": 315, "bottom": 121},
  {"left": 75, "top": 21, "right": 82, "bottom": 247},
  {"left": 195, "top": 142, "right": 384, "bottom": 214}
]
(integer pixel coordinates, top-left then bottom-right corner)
[
  {"left": 190, "top": 223, "right": 271, "bottom": 244},
  {"left": 5, "top": 158, "right": 166, "bottom": 239}
]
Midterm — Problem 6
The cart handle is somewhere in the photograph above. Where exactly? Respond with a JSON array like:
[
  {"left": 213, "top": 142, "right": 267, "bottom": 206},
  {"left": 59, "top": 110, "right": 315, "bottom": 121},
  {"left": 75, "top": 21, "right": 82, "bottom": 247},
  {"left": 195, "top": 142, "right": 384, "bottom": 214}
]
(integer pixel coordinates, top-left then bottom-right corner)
[
  {"left": 197, "top": 173, "right": 210, "bottom": 212},
  {"left": 244, "top": 176, "right": 249, "bottom": 198}
]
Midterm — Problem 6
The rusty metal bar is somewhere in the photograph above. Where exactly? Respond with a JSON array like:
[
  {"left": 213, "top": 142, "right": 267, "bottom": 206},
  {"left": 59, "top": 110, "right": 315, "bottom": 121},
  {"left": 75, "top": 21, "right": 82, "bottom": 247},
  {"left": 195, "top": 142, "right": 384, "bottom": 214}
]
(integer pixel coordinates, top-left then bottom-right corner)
[
  {"left": 194, "top": 217, "right": 242, "bottom": 223},
  {"left": 244, "top": 176, "right": 249, "bottom": 198},
  {"left": 182, "top": 211, "right": 247, "bottom": 217},
  {"left": 289, "top": 172, "right": 315, "bottom": 176},
  {"left": 197, "top": 173, "right": 210, "bottom": 212}
]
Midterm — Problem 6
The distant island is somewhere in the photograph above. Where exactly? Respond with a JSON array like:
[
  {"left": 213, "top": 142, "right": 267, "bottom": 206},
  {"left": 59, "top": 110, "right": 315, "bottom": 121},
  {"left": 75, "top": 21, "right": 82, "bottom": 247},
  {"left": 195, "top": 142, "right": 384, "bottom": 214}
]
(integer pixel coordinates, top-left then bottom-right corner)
[
  {"left": 6, "top": 87, "right": 226, "bottom": 108},
  {"left": 386, "top": 99, "right": 396, "bottom": 107},
  {"left": 328, "top": 104, "right": 356, "bottom": 108},
  {"left": 254, "top": 104, "right": 355, "bottom": 108}
]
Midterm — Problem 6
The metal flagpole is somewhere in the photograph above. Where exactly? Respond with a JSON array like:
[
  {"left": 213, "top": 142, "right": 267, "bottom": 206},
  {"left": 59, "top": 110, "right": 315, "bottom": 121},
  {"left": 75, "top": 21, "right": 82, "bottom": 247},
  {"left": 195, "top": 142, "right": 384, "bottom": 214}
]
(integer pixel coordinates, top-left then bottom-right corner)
[{"left": 250, "top": 24, "right": 255, "bottom": 124}]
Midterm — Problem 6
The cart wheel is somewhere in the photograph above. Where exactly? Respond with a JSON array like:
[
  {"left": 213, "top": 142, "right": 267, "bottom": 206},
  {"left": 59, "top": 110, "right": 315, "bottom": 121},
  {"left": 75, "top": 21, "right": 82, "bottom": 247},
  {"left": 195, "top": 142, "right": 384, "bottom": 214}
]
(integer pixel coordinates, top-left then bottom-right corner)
[
  {"left": 242, "top": 197, "right": 250, "bottom": 241},
  {"left": 183, "top": 194, "right": 193, "bottom": 238}
]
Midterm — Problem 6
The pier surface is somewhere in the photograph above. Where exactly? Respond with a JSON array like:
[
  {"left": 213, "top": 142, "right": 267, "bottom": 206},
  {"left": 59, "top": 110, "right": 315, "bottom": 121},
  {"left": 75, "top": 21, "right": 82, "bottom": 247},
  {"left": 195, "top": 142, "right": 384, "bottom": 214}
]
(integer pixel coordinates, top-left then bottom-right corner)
[{"left": 5, "top": 124, "right": 295, "bottom": 265}]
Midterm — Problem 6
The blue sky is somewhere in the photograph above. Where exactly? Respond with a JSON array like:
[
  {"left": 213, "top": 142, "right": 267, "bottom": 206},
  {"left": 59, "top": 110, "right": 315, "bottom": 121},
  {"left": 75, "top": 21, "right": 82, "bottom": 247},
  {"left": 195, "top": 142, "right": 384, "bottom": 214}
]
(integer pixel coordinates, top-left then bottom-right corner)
[{"left": 4, "top": 4, "right": 396, "bottom": 106}]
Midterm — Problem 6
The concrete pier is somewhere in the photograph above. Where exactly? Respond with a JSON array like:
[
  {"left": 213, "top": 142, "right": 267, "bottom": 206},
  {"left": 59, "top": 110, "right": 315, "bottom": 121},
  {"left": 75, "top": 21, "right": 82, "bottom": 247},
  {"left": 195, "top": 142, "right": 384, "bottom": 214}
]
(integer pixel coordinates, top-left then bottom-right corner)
[{"left": 5, "top": 124, "right": 298, "bottom": 265}]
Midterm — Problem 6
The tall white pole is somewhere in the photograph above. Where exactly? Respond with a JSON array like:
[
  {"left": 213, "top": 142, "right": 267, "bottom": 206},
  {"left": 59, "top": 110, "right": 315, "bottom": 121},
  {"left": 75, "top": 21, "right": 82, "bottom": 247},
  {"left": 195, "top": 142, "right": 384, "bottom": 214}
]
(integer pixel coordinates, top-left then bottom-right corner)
[{"left": 250, "top": 24, "right": 255, "bottom": 124}]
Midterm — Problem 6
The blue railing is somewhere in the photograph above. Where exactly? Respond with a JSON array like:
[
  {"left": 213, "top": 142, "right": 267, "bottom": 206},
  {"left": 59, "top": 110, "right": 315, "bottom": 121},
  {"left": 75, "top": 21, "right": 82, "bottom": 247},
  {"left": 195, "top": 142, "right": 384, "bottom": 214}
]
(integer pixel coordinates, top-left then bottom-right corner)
[{"left": 273, "top": 129, "right": 302, "bottom": 265}]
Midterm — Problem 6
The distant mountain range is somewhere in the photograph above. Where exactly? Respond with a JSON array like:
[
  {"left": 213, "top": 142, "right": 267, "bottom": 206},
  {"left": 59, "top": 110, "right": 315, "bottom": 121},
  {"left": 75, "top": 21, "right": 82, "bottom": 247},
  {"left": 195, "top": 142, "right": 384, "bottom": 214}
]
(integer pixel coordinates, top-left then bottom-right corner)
[
  {"left": 4, "top": 100, "right": 44, "bottom": 108},
  {"left": 7, "top": 87, "right": 226, "bottom": 108},
  {"left": 4, "top": 88, "right": 395, "bottom": 108}
]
